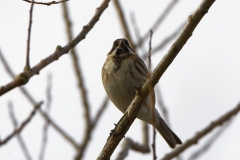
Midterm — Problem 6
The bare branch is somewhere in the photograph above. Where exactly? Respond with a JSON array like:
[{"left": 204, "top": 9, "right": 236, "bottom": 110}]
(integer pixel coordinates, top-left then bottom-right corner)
[
  {"left": 161, "top": 103, "right": 240, "bottom": 160},
  {"left": 62, "top": 1, "right": 91, "bottom": 130},
  {"left": 187, "top": 119, "right": 233, "bottom": 160},
  {"left": 0, "top": 0, "right": 111, "bottom": 96},
  {"left": 97, "top": 0, "right": 216, "bottom": 159},
  {"left": 74, "top": 96, "right": 109, "bottom": 160},
  {"left": 0, "top": 49, "right": 15, "bottom": 78},
  {"left": 115, "top": 120, "right": 150, "bottom": 159},
  {"left": 136, "top": 0, "right": 179, "bottom": 47},
  {"left": 0, "top": 50, "right": 79, "bottom": 150},
  {"left": 113, "top": 0, "right": 135, "bottom": 49},
  {"left": 39, "top": 74, "right": 52, "bottom": 160},
  {"left": 130, "top": 13, "right": 141, "bottom": 42},
  {"left": 8, "top": 102, "right": 32, "bottom": 160},
  {"left": 23, "top": 0, "right": 69, "bottom": 6},
  {"left": 0, "top": 102, "right": 43, "bottom": 146},
  {"left": 92, "top": 96, "right": 109, "bottom": 127},
  {"left": 115, "top": 137, "right": 150, "bottom": 160},
  {"left": 147, "top": 30, "right": 156, "bottom": 160},
  {"left": 25, "top": 1, "right": 34, "bottom": 71},
  {"left": 142, "top": 21, "right": 185, "bottom": 60},
  {"left": 62, "top": 2, "right": 110, "bottom": 159}
]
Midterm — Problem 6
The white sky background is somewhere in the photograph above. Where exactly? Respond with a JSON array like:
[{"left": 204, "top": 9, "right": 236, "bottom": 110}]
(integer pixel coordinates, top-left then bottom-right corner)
[{"left": 0, "top": 0, "right": 240, "bottom": 160}]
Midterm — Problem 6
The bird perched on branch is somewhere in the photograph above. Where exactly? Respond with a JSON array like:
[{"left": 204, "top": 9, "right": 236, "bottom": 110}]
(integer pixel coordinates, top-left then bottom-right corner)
[{"left": 102, "top": 38, "right": 182, "bottom": 148}]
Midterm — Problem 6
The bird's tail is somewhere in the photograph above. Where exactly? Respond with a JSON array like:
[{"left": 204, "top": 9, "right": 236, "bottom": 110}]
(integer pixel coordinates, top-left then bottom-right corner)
[{"left": 155, "top": 118, "right": 182, "bottom": 148}]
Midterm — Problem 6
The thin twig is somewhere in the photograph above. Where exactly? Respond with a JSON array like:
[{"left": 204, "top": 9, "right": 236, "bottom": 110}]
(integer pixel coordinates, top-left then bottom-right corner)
[
  {"left": 147, "top": 30, "right": 156, "bottom": 160},
  {"left": 25, "top": 1, "right": 34, "bottom": 71},
  {"left": 136, "top": 0, "right": 179, "bottom": 47},
  {"left": 161, "top": 103, "right": 240, "bottom": 160},
  {"left": 0, "top": 0, "right": 111, "bottom": 96},
  {"left": 115, "top": 121, "right": 150, "bottom": 160},
  {"left": 97, "top": 0, "right": 216, "bottom": 159},
  {"left": 115, "top": 137, "right": 150, "bottom": 160},
  {"left": 0, "top": 102, "right": 43, "bottom": 146},
  {"left": 142, "top": 121, "right": 150, "bottom": 151},
  {"left": 130, "top": 13, "right": 141, "bottom": 43},
  {"left": 0, "top": 50, "right": 79, "bottom": 150},
  {"left": 0, "top": 49, "right": 15, "bottom": 77},
  {"left": 91, "top": 96, "right": 109, "bottom": 127},
  {"left": 187, "top": 119, "right": 233, "bottom": 160},
  {"left": 113, "top": 0, "right": 135, "bottom": 49},
  {"left": 39, "top": 74, "right": 52, "bottom": 160},
  {"left": 8, "top": 102, "right": 32, "bottom": 160},
  {"left": 23, "top": 0, "right": 69, "bottom": 6},
  {"left": 74, "top": 96, "right": 109, "bottom": 160},
  {"left": 142, "top": 21, "right": 185, "bottom": 60}
]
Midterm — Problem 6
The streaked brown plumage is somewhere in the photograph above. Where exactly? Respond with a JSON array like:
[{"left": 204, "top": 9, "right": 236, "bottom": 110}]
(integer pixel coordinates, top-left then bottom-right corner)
[{"left": 102, "top": 38, "right": 182, "bottom": 148}]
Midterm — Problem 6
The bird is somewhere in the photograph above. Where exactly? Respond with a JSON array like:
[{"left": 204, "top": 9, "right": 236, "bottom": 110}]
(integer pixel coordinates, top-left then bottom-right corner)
[{"left": 102, "top": 38, "right": 182, "bottom": 148}]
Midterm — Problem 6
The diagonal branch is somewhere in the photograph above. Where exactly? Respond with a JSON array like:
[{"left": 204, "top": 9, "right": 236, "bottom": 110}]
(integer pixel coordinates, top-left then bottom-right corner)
[
  {"left": 97, "top": 0, "right": 216, "bottom": 159},
  {"left": 187, "top": 119, "right": 233, "bottom": 160},
  {"left": 91, "top": 96, "right": 109, "bottom": 127},
  {"left": 136, "top": 0, "right": 179, "bottom": 47},
  {"left": 0, "top": 102, "right": 43, "bottom": 146},
  {"left": 161, "top": 103, "right": 240, "bottom": 160},
  {"left": 74, "top": 96, "right": 109, "bottom": 160},
  {"left": 142, "top": 21, "right": 185, "bottom": 60},
  {"left": 8, "top": 102, "right": 32, "bottom": 160},
  {"left": 39, "top": 74, "right": 53, "bottom": 160},
  {"left": 0, "top": 50, "right": 79, "bottom": 150},
  {"left": 0, "top": 0, "right": 111, "bottom": 97}
]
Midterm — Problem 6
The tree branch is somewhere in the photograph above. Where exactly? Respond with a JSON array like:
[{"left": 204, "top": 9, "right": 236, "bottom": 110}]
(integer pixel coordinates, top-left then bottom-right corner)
[
  {"left": 25, "top": 1, "right": 34, "bottom": 71},
  {"left": 8, "top": 102, "right": 32, "bottom": 160},
  {"left": 161, "top": 103, "right": 240, "bottom": 160},
  {"left": 0, "top": 102, "right": 43, "bottom": 146},
  {"left": 39, "top": 74, "right": 52, "bottom": 160},
  {"left": 0, "top": 50, "right": 79, "bottom": 150},
  {"left": 0, "top": 0, "right": 111, "bottom": 97},
  {"left": 136, "top": 0, "right": 179, "bottom": 47}
]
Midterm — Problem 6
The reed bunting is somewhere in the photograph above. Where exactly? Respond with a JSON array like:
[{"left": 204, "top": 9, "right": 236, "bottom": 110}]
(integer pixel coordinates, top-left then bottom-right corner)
[{"left": 102, "top": 38, "right": 182, "bottom": 148}]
